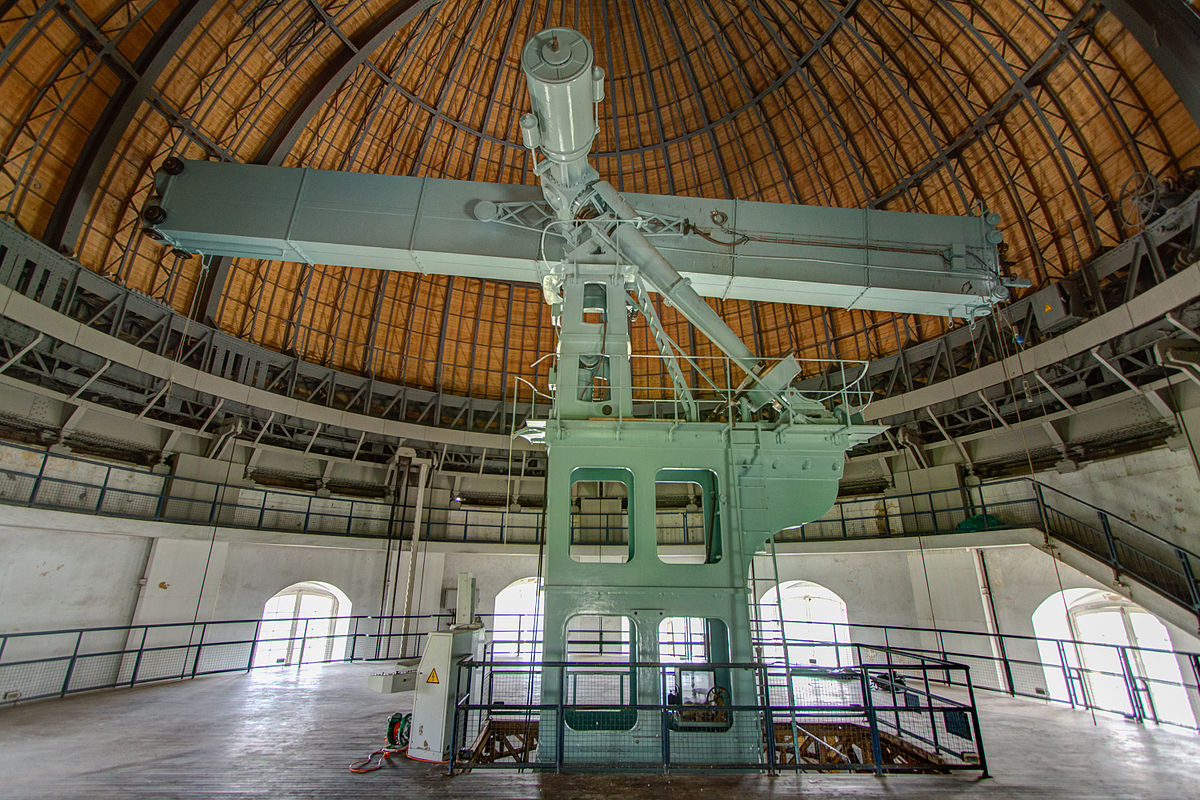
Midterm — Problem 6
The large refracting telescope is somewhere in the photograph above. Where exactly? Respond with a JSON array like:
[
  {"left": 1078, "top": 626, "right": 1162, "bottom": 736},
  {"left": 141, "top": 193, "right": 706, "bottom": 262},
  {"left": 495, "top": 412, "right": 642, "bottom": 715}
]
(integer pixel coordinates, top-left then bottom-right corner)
[{"left": 519, "top": 27, "right": 803, "bottom": 413}]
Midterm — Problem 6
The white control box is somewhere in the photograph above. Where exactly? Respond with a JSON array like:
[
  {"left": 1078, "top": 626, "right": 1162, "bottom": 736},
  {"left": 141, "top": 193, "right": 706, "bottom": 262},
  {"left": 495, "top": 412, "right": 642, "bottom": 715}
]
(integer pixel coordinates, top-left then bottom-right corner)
[{"left": 407, "top": 626, "right": 484, "bottom": 762}]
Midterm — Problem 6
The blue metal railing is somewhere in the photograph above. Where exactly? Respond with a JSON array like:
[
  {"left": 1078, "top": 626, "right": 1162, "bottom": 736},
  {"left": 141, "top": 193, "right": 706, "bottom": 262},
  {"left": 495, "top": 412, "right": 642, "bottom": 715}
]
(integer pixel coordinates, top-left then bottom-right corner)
[
  {"left": 0, "top": 440, "right": 703, "bottom": 545},
  {"left": 1, "top": 438, "right": 1197, "bottom": 619},
  {"left": 792, "top": 479, "right": 1200, "bottom": 624},
  {"left": 477, "top": 614, "right": 1200, "bottom": 736},
  {"left": 0, "top": 613, "right": 451, "bottom": 705},
  {"left": 749, "top": 618, "right": 1200, "bottom": 734},
  {"left": 4, "top": 611, "right": 1198, "bottom": 739}
]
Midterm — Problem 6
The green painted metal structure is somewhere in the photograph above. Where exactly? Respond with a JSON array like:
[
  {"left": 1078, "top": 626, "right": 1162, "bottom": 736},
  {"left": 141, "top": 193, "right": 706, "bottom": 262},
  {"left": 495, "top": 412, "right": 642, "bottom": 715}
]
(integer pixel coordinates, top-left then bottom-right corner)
[
  {"left": 139, "top": 26, "right": 1007, "bottom": 767},
  {"left": 510, "top": 28, "right": 957, "bottom": 765}
]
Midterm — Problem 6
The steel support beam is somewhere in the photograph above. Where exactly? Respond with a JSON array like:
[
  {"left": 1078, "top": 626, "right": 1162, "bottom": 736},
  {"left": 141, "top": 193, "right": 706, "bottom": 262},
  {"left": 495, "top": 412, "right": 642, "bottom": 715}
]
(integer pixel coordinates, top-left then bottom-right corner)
[
  {"left": 0, "top": 275, "right": 531, "bottom": 451},
  {"left": 193, "top": 0, "right": 437, "bottom": 324},
  {"left": 0, "top": 332, "right": 44, "bottom": 374},
  {"left": 925, "top": 406, "right": 972, "bottom": 465},
  {"left": 864, "top": 261, "right": 1200, "bottom": 421},
  {"left": 976, "top": 390, "right": 1011, "bottom": 429},
  {"left": 259, "top": 0, "right": 437, "bottom": 168},
  {"left": 1034, "top": 372, "right": 1074, "bottom": 412},
  {"left": 1041, "top": 420, "right": 1069, "bottom": 459},
  {"left": 1101, "top": 1, "right": 1200, "bottom": 129},
  {"left": 42, "top": 0, "right": 221, "bottom": 252},
  {"left": 136, "top": 379, "right": 172, "bottom": 420},
  {"left": 152, "top": 161, "right": 1009, "bottom": 317},
  {"left": 1090, "top": 347, "right": 1175, "bottom": 420}
]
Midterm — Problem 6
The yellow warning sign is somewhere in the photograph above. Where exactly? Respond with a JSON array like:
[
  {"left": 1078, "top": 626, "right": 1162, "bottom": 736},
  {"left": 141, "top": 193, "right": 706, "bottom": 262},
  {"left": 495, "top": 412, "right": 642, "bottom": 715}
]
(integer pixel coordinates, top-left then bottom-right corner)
[
  {"left": 426, "top": 669, "right": 440, "bottom": 685},
  {"left": 1044, "top": 303, "right": 1053, "bottom": 313}
]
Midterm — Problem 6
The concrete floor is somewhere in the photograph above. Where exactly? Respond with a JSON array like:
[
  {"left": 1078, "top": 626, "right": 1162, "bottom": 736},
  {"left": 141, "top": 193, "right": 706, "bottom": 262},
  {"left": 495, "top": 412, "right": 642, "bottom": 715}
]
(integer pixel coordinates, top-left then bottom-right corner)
[{"left": 0, "top": 661, "right": 1195, "bottom": 799}]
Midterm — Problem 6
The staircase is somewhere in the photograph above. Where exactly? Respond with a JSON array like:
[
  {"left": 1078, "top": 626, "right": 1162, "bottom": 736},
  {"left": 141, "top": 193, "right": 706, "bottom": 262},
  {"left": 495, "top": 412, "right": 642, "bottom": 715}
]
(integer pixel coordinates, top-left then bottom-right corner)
[
  {"left": 788, "top": 478, "right": 1200, "bottom": 633},
  {"left": 1038, "top": 486, "right": 1197, "bottom": 608}
]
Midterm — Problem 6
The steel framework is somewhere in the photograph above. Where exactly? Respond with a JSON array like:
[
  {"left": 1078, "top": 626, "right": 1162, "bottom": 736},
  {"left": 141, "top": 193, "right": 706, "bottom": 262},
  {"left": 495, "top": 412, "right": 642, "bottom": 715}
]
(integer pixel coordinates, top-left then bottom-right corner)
[
  {"left": 2, "top": 0, "right": 1197, "bottom": 407},
  {"left": 1, "top": 185, "right": 1199, "bottom": 474}
]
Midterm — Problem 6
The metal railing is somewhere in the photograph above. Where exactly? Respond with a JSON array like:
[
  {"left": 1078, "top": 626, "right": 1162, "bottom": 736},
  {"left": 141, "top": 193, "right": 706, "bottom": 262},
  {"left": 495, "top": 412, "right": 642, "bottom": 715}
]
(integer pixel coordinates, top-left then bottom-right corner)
[
  {"left": 0, "top": 613, "right": 450, "bottom": 705},
  {"left": 4, "top": 437, "right": 1196, "bottom": 624},
  {"left": 529, "top": 353, "right": 874, "bottom": 424},
  {"left": 449, "top": 644, "right": 986, "bottom": 774},
  {"left": 752, "top": 619, "right": 1200, "bottom": 735},
  {"left": 0, "top": 440, "right": 705, "bottom": 545},
  {"left": 477, "top": 614, "right": 1200, "bottom": 735},
  {"left": 790, "top": 478, "right": 1200, "bottom": 624},
  {"left": 4, "top": 611, "right": 1197, "bottom": 739}
]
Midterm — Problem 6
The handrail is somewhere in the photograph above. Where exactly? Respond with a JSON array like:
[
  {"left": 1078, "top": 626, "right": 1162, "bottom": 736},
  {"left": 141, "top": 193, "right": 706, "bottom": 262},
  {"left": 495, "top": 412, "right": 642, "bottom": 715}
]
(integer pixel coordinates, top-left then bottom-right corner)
[
  {"left": 809, "top": 475, "right": 1199, "bottom": 560},
  {"left": 0, "top": 438, "right": 1196, "bottom": 621},
  {"left": 451, "top": 639, "right": 986, "bottom": 774},
  {"left": 0, "top": 612, "right": 444, "bottom": 640},
  {"left": 482, "top": 615, "right": 1200, "bottom": 733},
  {"left": 0, "top": 438, "right": 711, "bottom": 545},
  {"left": 5, "top": 436, "right": 1193, "bottom": 555},
  {"left": 4, "top": 611, "right": 1197, "bottom": 738},
  {"left": 793, "top": 475, "right": 1200, "bottom": 622},
  {"left": 17, "top": 614, "right": 1196, "bottom": 669},
  {"left": 1032, "top": 479, "right": 1196, "bottom": 556},
  {"left": 0, "top": 611, "right": 456, "bottom": 705},
  {"left": 476, "top": 612, "right": 1200, "bottom": 663}
]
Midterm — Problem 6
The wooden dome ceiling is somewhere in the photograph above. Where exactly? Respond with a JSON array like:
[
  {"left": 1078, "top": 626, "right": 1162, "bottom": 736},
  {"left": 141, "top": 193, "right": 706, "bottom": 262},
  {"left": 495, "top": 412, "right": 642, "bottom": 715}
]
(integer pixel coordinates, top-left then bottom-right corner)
[{"left": 2, "top": 0, "right": 1198, "bottom": 406}]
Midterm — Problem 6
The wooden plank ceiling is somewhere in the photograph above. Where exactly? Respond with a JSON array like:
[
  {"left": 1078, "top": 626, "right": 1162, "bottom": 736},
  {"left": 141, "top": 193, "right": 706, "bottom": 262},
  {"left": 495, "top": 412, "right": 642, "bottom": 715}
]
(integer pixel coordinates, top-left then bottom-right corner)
[{"left": 1, "top": 0, "right": 1198, "bottom": 404}]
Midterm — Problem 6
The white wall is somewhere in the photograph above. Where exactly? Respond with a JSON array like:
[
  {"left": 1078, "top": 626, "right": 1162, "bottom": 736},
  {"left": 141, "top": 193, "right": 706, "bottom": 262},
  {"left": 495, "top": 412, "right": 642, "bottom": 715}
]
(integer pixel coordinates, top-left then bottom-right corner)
[
  {"left": 4, "top": 507, "right": 1197, "bottom": 653},
  {"left": 1035, "top": 448, "right": 1200, "bottom": 551},
  {"left": 0, "top": 508, "right": 537, "bottom": 646},
  {"left": 3, "top": 478, "right": 1199, "bottom": 688},
  {"left": 758, "top": 541, "right": 1200, "bottom": 695},
  {"left": 0, "top": 526, "right": 150, "bottom": 633},
  {"left": 443, "top": 552, "right": 542, "bottom": 618}
]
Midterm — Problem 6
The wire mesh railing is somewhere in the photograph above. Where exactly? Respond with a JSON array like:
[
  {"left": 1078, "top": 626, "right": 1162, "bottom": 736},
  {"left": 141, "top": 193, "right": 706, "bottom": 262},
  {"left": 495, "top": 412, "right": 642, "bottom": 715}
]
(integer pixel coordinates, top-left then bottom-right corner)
[
  {"left": 476, "top": 614, "right": 1200, "bottom": 736},
  {"left": 0, "top": 613, "right": 450, "bottom": 705},
  {"left": 449, "top": 644, "right": 986, "bottom": 774},
  {"left": 3, "top": 436, "right": 1197, "bottom": 624},
  {"left": 790, "top": 479, "right": 1200, "bottom": 624}
]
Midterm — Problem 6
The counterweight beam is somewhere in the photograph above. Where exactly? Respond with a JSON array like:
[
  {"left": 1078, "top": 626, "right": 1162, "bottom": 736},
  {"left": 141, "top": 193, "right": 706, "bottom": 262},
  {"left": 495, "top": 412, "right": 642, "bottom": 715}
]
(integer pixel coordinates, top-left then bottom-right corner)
[{"left": 145, "top": 160, "right": 1011, "bottom": 318}]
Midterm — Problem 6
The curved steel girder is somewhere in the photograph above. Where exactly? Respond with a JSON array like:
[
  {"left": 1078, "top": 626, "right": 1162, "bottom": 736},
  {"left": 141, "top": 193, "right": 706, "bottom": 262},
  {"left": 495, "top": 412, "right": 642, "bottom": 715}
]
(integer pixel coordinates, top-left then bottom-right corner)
[
  {"left": 871, "top": 0, "right": 1048, "bottom": 285},
  {"left": 1101, "top": 0, "right": 1200, "bottom": 129},
  {"left": 257, "top": 0, "right": 438, "bottom": 167},
  {"left": 863, "top": 263, "right": 1200, "bottom": 425},
  {"left": 767, "top": 0, "right": 883, "bottom": 203},
  {"left": 937, "top": 2, "right": 1103, "bottom": 250},
  {"left": 0, "top": 218, "right": 539, "bottom": 452},
  {"left": 194, "top": 0, "right": 437, "bottom": 324},
  {"left": 41, "top": 0, "right": 221, "bottom": 253},
  {"left": 808, "top": 0, "right": 974, "bottom": 212}
]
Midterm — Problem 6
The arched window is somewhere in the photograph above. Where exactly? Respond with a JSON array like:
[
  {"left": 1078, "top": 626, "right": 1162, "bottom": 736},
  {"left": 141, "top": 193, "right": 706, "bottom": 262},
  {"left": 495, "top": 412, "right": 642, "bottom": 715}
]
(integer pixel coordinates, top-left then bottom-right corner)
[
  {"left": 758, "top": 580, "right": 851, "bottom": 668},
  {"left": 491, "top": 577, "right": 543, "bottom": 661},
  {"left": 253, "top": 581, "right": 352, "bottom": 667},
  {"left": 1032, "top": 589, "right": 1195, "bottom": 728}
]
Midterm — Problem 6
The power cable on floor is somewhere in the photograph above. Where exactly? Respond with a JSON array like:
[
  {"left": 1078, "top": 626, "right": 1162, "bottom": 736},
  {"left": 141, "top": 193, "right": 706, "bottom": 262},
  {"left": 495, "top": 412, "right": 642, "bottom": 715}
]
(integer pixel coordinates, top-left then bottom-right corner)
[
  {"left": 348, "top": 745, "right": 406, "bottom": 773},
  {"left": 349, "top": 713, "right": 410, "bottom": 773}
]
